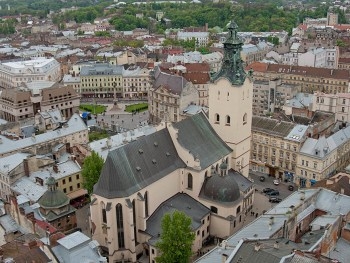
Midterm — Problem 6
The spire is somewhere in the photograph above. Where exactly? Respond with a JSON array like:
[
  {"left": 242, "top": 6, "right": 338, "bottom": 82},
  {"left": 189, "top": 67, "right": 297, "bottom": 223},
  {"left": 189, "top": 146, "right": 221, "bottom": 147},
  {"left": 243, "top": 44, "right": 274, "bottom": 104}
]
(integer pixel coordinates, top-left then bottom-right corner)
[{"left": 211, "top": 20, "right": 246, "bottom": 85}]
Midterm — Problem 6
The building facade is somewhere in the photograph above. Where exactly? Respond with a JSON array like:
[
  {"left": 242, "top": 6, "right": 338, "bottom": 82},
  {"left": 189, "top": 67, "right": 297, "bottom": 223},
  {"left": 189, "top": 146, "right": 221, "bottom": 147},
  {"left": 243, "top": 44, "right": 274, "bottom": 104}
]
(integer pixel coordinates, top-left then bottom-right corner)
[
  {"left": 250, "top": 116, "right": 308, "bottom": 182},
  {"left": 148, "top": 67, "right": 199, "bottom": 123},
  {"left": 0, "top": 84, "right": 80, "bottom": 122},
  {"left": 0, "top": 58, "right": 61, "bottom": 89},
  {"left": 312, "top": 92, "right": 350, "bottom": 122},
  {"left": 247, "top": 62, "right": 350, "bottom": 94},
  {"left": 252, "top": 78, "right": 299, "bottom": 116},
  {"left": 296, "top": 125, "right": 350, "bottom": 187}
]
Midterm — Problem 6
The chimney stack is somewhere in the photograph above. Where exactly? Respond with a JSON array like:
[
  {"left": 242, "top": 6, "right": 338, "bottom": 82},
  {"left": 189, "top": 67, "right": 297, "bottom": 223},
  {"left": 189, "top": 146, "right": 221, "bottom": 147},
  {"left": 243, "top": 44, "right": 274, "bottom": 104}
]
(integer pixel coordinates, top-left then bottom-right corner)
[
  {"left": 53, "top": 164, "right": 59, "bottom": 173},
  {"left": 23, "top": 158, "right": 30, "bottom": 177},
  {"left": 254, "top": 242, "right": 261, "bottom": 251}
]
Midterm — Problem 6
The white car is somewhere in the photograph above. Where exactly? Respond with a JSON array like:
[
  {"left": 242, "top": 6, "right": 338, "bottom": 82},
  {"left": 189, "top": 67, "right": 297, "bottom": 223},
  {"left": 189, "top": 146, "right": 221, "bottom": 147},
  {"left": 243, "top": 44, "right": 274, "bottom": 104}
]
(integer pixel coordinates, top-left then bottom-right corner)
[{"left": 273, "top": 179, "right": 280, "bottom": 185}]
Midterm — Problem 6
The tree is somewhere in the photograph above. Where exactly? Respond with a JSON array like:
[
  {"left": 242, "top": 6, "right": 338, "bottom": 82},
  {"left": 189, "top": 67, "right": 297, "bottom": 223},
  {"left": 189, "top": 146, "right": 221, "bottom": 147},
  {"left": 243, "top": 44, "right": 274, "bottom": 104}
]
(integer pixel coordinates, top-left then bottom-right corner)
[
  {"left": 156, "top": 211, "right": 195, "bottom": 263},
  {"left": 81, "top": 150, "right": 104, "bottom": 194}
]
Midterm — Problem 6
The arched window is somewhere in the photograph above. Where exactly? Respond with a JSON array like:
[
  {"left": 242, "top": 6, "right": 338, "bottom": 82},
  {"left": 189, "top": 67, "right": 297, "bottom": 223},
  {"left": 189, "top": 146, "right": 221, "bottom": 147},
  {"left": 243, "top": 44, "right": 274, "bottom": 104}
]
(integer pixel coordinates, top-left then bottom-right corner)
[
  {"left": 187, "top": 173, "right": 193, "bottom": 190},
  {"left": 144, "top": 191, "right": 149, "bottom": 217},
  {"left": 116, "top": 204, "right": 125, "bottom": 248},
  {"left": 243, "top": 113, "right": 247, "bottom": 125},
  {"left": 236, "top": 206, "right": 241, "bottom": 214},
  {"left": 101, "top": 202, "right": 107, "bottom": 224},
  {"left": 226, "top": 115, "right": 231, "bottom": 125},
  {"left": 132, "top": 200, "right": 137, "bottom": 244},
  {"left": 215, "top": 113, "right": 220, "bottom": 123}
]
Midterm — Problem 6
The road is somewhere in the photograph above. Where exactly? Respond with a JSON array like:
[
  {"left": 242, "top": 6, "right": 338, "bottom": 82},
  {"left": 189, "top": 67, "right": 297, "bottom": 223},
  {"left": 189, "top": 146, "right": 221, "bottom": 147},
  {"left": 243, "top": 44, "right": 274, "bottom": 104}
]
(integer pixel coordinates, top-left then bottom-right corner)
[{"left": 249, "top": 171, "right": 296, "bottom": 200}]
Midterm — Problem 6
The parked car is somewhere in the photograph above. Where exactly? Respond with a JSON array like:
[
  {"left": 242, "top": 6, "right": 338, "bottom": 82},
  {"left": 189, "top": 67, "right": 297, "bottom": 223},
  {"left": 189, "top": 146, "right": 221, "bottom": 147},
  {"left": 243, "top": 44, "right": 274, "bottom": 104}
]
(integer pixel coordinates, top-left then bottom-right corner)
[
  {"left": 269, "top": 197, "right": 282, "bottom": 203},
  {"left": 273, "top": 179, "right": 280, "bottom": 185},
  {"left": 267, "top": 190, "right": 280, "bottom": 196},
  {"left": 288, "top": 185, "right": 295, "bottom": 191},
  {"left": 262, "top": 188, "right": 274, "bottom": 193}
]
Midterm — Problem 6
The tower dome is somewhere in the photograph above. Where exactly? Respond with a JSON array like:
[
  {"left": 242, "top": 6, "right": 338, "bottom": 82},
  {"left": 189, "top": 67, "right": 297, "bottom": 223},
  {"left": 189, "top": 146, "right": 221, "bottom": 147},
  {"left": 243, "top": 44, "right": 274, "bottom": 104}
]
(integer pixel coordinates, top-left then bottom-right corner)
[
  {"left": 38, "top": 176, "right": 70, "bottom": 209},
  {"left": 202, "top": 173, "right": 240, "bottom": 203}
]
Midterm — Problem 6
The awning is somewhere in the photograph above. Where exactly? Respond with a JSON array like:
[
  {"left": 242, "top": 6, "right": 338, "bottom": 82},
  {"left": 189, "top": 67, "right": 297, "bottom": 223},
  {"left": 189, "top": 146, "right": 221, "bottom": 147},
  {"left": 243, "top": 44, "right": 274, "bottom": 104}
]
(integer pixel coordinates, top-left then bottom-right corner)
[{"left": 67, "top": 188, "right": 88, "bottom": 200}]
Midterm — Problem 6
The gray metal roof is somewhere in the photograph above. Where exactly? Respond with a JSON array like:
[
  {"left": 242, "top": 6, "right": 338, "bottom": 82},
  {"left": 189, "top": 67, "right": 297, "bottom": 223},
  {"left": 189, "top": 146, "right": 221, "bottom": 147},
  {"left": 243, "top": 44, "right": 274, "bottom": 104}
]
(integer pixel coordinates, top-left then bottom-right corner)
[
  {"left": 153, "top": 66, "right": 189, "bottom": 95},
  {"left": 93, "top": 128, "right": 186, "bottom": 198},
  {"left": 329, "top": 238, "right": 350, "bottom": 263},
  {"left": 52, "top": 232, "right": 107, "bottom": 263},
  {"left": 0, "top": 153, "right": 30, "bottom": 174},
  {"left": 196, "top": 188, "right": 350, "bottom": 263},
  {"left": 11, "top": 176, "right": 47, "bottom": 202},
  {"left": 80, "top": 63, "right": 123, "bottom": 76},
  {"left": 300, "top": 125, "right": 350, "bottom": 159},
  {"left": 173, "top": 112, "right": 232, "bottom": 169},
  {"left": 0, "top": 113, "right": 87, "bottom": 156},
  {"left": 145, "top": 193, "right": 210, "bottom": 246}
]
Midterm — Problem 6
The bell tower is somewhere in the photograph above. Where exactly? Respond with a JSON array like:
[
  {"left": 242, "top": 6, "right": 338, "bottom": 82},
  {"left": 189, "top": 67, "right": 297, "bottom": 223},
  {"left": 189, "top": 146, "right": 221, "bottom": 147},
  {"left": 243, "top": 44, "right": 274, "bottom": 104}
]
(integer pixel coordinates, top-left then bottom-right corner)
[{"left": 209, "top": 20, "right": 253, "bottom": 177}]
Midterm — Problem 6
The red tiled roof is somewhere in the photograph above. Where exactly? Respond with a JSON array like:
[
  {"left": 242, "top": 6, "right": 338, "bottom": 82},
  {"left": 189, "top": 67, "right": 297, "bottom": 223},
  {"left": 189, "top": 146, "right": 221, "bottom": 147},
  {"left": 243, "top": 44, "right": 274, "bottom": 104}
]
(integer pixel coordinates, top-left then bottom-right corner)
[
  {"left": 339, "top": 57, "right": 350, "bottom": 63},
  {"left": 246, "top": 62, "right": 268, "bottom": 72},
  {"left": 334, "top": 24, "right": 350, "bottom": 31},
  {"left": 184, "top": 63, "right": 210, "bottom": 73},
  {"left": 35, "top": 219, "right": 57, "bottom": 234},
  {"left": 183, "top": 72, "right": 210, "bottom": 84}
]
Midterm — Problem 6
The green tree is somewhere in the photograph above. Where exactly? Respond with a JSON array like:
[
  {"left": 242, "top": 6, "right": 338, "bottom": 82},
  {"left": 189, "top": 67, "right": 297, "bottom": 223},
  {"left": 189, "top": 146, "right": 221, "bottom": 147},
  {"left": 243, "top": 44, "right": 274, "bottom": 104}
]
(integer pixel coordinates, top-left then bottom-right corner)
[
  {"left": 156, "top": 211, "right": 195, "bottom": 263},
  {"left": 81, "top": 150, "right": 104, "bottom": 194}
]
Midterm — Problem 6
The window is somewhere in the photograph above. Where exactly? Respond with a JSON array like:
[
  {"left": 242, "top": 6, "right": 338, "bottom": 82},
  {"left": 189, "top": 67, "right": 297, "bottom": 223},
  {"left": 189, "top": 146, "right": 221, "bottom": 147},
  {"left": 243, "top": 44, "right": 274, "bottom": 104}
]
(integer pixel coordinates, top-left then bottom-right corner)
[
  {"left": 132, "top": 199, "right": 137, "bottom": 244},
  {"left": 116, "top": 204, "right": 125, "bottom": 248},
  {"left": 102, "top": 203, "right": 107, "bottom": 224},
  {"left": 236, "top": 206, "right": 241, "bottom": 214},
  {"left": 62, "top": 179, "right": 66, "bottom": 184},
  {"left": 76, "top": 174, "right": 79, "bottom": 180},
  {"left": 243, "top": 113, "right": 247, "bottom": 125},
  {"left": 144, "top": 192, "right": 149, "bottom": 217},
  {"left": 215, "top": 113, "right": 220, "bottom": 123},
  {"left": 69, "top": 186, "right": 73, "bottom": 191},
  {"left": 69, "top": 177, "right": 72, "bottom": 182},
  {"left": 77, "top": 183, "right": 80, "bottom": 188},
  {"left": 63, "top": 188, "right": 66, "bottom": 193},
  {"left": 187, "top": 173, "right": 193, "bottom": 190},
  {"left": 226, "top": 115, "right": 231, "bottom": 125}
]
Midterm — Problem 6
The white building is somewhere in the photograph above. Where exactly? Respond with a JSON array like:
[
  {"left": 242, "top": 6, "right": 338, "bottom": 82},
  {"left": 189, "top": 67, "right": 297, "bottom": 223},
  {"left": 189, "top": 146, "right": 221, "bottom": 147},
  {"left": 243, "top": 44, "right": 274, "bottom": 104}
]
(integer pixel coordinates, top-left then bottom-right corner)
[
  {"left": 312, "top": 92, "right": 350, "bottom": 122},
  {"left": 0, "top": 57, "right": 61, "bottom": 89},
  {"left": 177, "top": 31, "right": 209, "bottom": 47}
]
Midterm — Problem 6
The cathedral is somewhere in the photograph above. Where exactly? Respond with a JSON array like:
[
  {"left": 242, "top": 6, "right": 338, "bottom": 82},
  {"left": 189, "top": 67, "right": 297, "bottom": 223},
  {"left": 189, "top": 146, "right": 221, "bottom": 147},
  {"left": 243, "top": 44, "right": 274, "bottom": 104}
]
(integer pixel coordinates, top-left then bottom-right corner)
[{"left": 90, "top": 20, "right": 254, "bottom": 263}]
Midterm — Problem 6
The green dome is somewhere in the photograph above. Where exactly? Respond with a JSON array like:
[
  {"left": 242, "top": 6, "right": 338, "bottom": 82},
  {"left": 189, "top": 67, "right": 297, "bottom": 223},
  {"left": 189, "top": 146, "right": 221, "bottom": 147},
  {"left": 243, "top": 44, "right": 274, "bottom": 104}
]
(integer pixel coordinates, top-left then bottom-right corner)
[
  {"left": 39, "top": 177, "right": 69, "bottom": 209},
  {"left": 39, "top": 190, "right": 70, "bottom": 209}
]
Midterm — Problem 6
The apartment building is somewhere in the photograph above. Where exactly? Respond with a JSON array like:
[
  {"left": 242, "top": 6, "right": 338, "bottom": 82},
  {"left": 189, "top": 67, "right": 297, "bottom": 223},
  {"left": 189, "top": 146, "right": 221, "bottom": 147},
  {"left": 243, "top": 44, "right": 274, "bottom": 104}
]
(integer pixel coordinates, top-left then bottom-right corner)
[
  {"left": 297, "top": 125, "right": 350, "bottom": 187},
  {"left": 148, "top": 66, "right": 199, "bottom": 123},
  {"left": 79, "top": 63, "right": 150, "bottom": 99},
  {"left": 312, "top": 92, "right": 350, "bottom": 122},
  {"left": 250, "top": 116, "right": 309, "bottom": 182},
  {"left": 241, "top": 42, "right": 271, "bottom": 66},
  {"left": 177, "top": 31, "right": 209, "bottom": 47},
  {"left": 247, "top": 62, "right": 350, "bottom": 94},
  {"left": 0, "top": 83, "right": 80, "bottom": 122},
  {"left": 0, "top": 57, "right": 61, "bottom": 89},
  {"left": 252, "top": 78, "right": 299, "bottom": 116}
]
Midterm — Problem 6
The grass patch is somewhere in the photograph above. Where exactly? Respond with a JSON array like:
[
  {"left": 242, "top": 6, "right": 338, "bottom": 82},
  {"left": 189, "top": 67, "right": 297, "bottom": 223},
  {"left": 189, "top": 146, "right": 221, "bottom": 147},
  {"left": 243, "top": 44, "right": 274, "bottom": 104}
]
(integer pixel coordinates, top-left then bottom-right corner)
[
  {"left": 89, "top": 130, "right": 109, "bottom": 142},
  {"left": 80, "top": 104, "right": 107, "bottom": 114},
  {"left": 125, "top": 103, "right": 148, "bottom": 113}
]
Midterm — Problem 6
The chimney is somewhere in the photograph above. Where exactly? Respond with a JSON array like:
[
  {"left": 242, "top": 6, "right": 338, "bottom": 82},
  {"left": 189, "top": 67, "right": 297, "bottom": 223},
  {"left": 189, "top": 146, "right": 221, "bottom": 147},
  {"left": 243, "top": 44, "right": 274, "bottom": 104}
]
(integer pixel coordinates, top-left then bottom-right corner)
[
  {"left": 65, "top": 142, "right": 71, "bottom": 153},
  {"left": 53, "top": 164, "right": 59, "bottom": 173},
  {"left": 254, "top": 242, "right": 261, "bottom": 251},
  {"left": 269, "top": 216, "right": 274, "bottom": 225},
  {"left": 274, "top": 241, "right": 279, "bottom": 249},
  {"left": 23, "top": 158, "right": 30, "bottom": 177},
  {"left": 300, "top": 191, "right": 305, "bottom": 200},
  {"left": 221, "top": 253, "right": 228, "bottom": 263}
]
